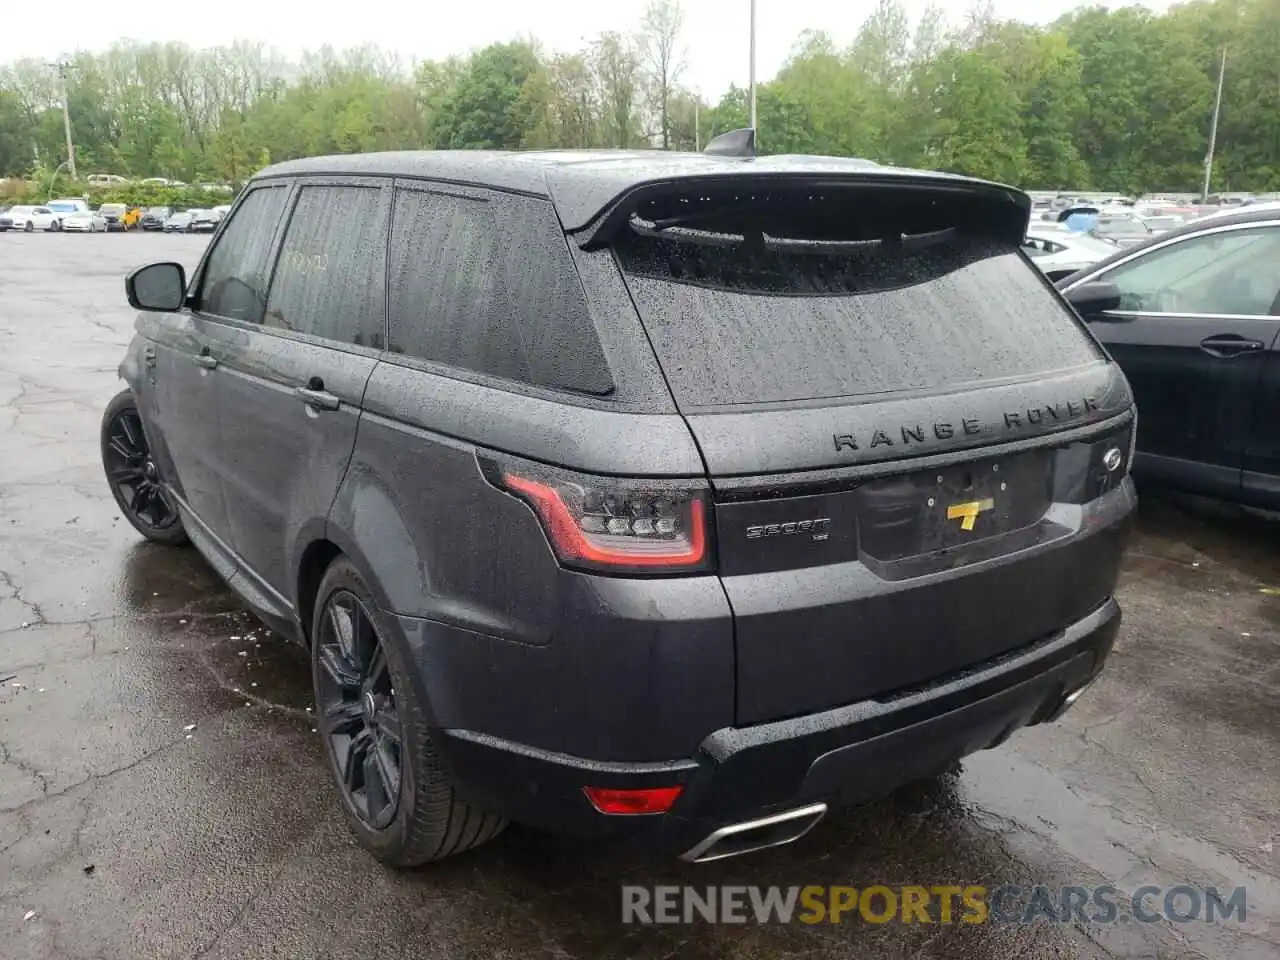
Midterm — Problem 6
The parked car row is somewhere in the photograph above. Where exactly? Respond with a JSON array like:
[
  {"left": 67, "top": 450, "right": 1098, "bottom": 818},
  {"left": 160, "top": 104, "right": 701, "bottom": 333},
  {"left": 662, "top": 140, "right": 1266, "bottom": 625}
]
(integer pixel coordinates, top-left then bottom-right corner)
[
  {"left": 1024, "top": 201, "right": 1273, "bottom": 280},
  {"left": 0, "top": 201, "right": 229, "bottom": 234},
  {"left": 139, "top": 205, "right": 229, "bottom": 232}
]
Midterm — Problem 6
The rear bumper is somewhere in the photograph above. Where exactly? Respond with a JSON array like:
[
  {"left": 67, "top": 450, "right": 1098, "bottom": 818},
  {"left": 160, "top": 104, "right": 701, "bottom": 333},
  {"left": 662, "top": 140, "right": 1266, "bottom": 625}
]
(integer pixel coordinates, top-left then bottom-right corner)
[{"left": 435, "top": 595, "right": 1120, "bottom": 846}]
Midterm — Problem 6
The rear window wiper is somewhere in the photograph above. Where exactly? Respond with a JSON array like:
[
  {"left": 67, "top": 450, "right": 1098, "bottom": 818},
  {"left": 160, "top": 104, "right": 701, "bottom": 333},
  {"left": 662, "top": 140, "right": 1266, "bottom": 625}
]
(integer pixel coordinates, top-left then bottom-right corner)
[
  {"left": 628, "top": 214, "right": 744, "bottom": 248},
  {"left": 764, "top": 227, "right": 958, "bottom": 254},
  {"left": 629, "top": 215, "right": 959, "bottom": 256}
]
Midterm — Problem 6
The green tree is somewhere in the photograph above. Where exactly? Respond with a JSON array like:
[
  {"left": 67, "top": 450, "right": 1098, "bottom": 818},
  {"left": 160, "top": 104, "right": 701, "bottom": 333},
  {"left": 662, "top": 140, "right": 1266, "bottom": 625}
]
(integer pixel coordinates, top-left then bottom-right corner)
[
  {"left": 431, "top": 42, "right": 544, "bottom": 149},
  {"left": 926, "top": 46, "right": 1028, "bottom": 183},
  {"left": 0, "top": 89, "right": 36, "bottom": 175},
  {"left": 3, "top": 0, "right": 1279, "bottom": 193},
  {"left": 637, "top": 0, "right": 685, "bottom": 148},
  {"left": 592, "top": 32, "right": 641, "bottom": 147},
  {"left": 772, "top": 32, "right": 872, "bottom": 158}
]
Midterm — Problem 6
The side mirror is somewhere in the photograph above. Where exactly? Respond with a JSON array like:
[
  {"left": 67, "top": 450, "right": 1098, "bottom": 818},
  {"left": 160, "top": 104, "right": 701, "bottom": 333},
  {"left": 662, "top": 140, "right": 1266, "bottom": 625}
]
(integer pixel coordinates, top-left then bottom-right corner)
[
  {"left": 1064, "top": 280, "right": 1123, "bottom": 319},
  {"left": 126, "top": 262, "right": 187, "bottom": 312}
]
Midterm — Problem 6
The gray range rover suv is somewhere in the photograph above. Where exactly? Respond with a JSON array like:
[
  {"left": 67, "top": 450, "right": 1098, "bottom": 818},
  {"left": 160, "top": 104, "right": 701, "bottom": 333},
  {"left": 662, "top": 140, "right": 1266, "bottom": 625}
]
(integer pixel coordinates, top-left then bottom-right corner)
[{"left": 102, "top": 135, "right": 1137, "bottom": 866}]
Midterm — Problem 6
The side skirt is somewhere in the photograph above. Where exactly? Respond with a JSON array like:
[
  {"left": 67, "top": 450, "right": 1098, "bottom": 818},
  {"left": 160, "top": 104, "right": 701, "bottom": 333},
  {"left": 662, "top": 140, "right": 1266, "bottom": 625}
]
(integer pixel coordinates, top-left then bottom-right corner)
[{"left": 171, "top": 490, "right": 305, "bottom": 644}]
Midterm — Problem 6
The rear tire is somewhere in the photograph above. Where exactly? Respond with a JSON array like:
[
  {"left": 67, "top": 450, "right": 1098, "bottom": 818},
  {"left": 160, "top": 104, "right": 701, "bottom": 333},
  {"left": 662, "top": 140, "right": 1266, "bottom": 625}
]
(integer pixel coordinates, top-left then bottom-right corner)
[{"left": 312, "top": 558, "right": 506, "bottom": 866}]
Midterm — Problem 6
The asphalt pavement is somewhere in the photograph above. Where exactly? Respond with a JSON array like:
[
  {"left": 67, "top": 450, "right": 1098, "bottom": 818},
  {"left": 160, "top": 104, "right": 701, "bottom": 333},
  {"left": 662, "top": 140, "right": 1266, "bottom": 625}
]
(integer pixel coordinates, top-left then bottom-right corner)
[{"left": 1, "top": 233, "right": 1277, "bottom": 959}]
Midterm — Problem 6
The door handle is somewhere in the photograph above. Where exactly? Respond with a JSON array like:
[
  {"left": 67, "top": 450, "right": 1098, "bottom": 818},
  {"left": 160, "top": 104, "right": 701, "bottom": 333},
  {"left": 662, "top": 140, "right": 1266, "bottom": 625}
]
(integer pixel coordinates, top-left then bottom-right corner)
[
  {"left": 193, "top": 353, "right": 218, "bottom": 370},
  {"left": 1199, "top": 335, "right": 1264, "bottom": 359},
  {"left": 295, "top": 386, "right": 340, "bottom": 411}
]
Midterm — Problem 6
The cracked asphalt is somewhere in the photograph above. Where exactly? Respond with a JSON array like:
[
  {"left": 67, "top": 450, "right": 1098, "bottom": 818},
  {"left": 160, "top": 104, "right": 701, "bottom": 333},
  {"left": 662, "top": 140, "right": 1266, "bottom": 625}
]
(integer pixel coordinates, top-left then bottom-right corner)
[{"left": 1, "top": 232, "right": 1278, "bottom": 959}]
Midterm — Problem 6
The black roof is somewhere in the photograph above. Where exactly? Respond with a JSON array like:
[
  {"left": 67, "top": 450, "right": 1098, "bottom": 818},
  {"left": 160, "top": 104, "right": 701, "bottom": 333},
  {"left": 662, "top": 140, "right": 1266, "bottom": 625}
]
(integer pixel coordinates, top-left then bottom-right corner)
[
  {"left": 1057, "top": 203, "right": 1280, "bottom": 285},
  {"left": 255, "top": 149, "right": 1023, "bottom": 232}
]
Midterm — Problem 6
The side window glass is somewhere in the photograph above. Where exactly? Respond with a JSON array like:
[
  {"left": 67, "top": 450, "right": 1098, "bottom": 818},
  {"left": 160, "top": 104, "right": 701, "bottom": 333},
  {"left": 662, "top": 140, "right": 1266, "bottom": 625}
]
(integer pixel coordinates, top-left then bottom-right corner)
[
  {"left": 387, "top": 190, "right": 613, "bottom": 395},
  {"left": 197, "top": 186, "right": 289, "bottom": 323},
  {"left": 1101, "top": 227, "right": 1280, "bottom": 316},
  {"left": 264, "top": 186, "right": 387, "bottom": 347}
]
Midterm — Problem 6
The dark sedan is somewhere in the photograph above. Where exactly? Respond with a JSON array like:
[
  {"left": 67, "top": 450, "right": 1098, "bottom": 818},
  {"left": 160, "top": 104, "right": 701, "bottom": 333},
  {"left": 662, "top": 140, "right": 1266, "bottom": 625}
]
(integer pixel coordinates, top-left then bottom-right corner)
[
  {"left": 139, "top": 206, "right": 172, "bottom": 231},
  {"left": 1058, "top": 207, "right": 1280, "bottom": 508}
]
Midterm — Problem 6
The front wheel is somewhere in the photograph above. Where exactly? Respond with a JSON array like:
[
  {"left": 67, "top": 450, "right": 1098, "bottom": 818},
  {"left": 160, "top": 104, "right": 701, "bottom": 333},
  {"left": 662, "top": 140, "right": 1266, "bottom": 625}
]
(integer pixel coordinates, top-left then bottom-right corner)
[
  {"left": 100, "top": 390, "right": 188, "bottom": 545},
  {"left": 312, "top": 558, "right": 506, "bottom": 865},
  {"left": 24, "top": 221, "right": 33, "bottom": 233}
]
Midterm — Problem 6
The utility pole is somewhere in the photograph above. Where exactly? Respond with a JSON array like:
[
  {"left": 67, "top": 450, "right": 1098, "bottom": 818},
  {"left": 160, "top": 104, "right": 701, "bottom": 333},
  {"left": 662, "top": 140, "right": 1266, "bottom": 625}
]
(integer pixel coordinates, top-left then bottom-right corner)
[
  {"left": 694, "top": 99, "right": 700, "bottom": 151},
  {"left": 1201, "top": 46, "right": 1226, "bottom": 204},
  {"left": 50, "top": 61, "right": 76, "bottom": 181},
  {"left": 748, "top": 0, "right": 758, "bottom": 133}
]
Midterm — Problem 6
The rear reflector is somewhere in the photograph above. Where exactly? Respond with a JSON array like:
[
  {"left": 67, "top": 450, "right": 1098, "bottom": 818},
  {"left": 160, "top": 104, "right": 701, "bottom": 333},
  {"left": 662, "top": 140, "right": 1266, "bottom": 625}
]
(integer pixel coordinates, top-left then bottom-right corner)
[{"left": 583, "top": 785, "right": 683, "bottom": 815}]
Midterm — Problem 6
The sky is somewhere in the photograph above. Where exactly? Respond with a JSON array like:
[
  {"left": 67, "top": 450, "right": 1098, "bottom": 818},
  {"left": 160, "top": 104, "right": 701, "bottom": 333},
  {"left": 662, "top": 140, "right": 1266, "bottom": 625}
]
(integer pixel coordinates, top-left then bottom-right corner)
[{"left": 9, "top": 0, "right": 1176, "bottom": 98}]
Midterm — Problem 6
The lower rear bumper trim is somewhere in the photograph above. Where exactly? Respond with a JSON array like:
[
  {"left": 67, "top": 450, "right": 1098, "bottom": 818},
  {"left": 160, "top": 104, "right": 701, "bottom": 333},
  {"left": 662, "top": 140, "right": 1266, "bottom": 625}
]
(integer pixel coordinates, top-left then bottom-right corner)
[{"left": 435, "top": 596, "right": 1120, "bottom": 842}]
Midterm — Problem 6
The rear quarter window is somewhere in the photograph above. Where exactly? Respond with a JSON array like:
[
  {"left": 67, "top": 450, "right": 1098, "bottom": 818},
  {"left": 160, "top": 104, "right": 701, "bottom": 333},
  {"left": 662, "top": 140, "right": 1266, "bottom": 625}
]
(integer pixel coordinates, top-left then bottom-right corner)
[
  {"left": 615, "top": 231, "right": 1102, "bottom": 407},
  {"left": 387, "top": 189, "right": 613, "bottom": 396}
]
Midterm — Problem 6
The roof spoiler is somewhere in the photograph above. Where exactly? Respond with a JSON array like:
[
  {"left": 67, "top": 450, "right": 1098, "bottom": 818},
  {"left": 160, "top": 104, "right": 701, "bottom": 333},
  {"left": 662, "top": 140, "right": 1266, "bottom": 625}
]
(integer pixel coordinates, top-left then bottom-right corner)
[
  {"left": 572, "top": 174, "right": 1030, "bottom": 250},
  {"left": 703, "top": 128, "right": 756, "bottom": 159}
]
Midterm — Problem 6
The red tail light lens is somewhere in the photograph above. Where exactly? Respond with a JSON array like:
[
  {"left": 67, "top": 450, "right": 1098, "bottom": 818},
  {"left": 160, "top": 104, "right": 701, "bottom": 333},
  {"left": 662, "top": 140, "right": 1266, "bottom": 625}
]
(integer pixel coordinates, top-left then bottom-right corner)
[
  {"left": 583, "top": 785, "right": 683, "bottom": 815},
  {"left": 495, "top": 466, "right": 712, "bottom": 574}
]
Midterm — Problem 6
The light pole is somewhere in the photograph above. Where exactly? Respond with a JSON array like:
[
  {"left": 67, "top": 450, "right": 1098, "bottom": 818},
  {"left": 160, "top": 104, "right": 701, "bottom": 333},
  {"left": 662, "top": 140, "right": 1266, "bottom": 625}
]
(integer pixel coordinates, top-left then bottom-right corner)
[
  {"left": 46, "top": 159, "right": 72, "bottom": 202},
  {"left": 48, "top": 61, "right": 76, "bottom": 181},
  {"left": 1201, "top": 46, "right": 1227, "bottom": 204},
  {"left": 748, "top": 0, "right": 757, "bottom": 132}
]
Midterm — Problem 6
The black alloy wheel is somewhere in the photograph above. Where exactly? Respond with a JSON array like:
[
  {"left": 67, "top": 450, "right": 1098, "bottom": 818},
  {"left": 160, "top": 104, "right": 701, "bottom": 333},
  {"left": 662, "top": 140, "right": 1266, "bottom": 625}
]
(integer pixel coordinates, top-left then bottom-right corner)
[
  {"left": 100, "top": 391, "right": 186, "bottom": 544},
  {"left": 316, "top": 590, "right": 403, "bottom": 831},
  {"left": 309, "top": 557, "right": 506, "bottom": 864}
]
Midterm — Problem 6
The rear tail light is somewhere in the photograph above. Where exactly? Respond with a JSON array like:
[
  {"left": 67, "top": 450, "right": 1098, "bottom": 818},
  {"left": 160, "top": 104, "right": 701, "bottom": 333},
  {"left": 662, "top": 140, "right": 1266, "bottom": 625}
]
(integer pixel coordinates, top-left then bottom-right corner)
[
  {"left": 1054, "top": 419, "right": 1135, "bottom": 503},
  {"left": 583, "top": 785, "right": 683, "bottom": 815},
  {"left": 1089, "top": 420, "right": 1134, "bottom": 497},
  {"left": 487, "top": 460, "right": 713, "bottom": 575}
]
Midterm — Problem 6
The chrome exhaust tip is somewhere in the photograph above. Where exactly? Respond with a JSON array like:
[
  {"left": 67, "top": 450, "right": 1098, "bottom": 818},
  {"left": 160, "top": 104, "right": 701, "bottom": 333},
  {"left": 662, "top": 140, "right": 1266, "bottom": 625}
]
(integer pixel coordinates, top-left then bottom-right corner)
[
  {"left": 1044, "top": 676, "right": 1098, "bottom": 723},
  {"left": 680, "top": 802, "right": 828, "bottom": 864}
]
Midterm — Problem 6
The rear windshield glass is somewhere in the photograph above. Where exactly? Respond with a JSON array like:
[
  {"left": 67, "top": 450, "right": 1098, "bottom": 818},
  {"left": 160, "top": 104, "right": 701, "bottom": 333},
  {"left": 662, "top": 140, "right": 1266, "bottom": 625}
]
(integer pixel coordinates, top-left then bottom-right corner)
[{"left": 615, "top": 230, "right": 1101, "bottom": 407}]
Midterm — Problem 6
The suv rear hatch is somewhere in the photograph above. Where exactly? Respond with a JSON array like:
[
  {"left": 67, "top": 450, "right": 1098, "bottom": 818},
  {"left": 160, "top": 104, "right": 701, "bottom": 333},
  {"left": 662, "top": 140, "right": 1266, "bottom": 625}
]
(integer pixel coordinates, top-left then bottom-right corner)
[{"left": 604, "top": 175, "right": 1134, "bottom": 725}]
